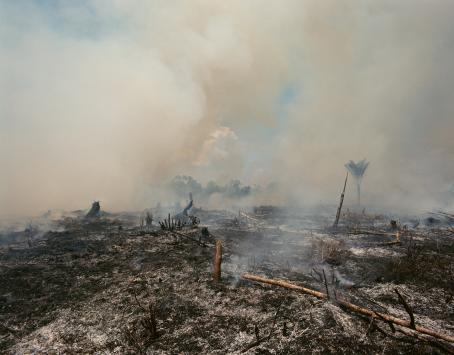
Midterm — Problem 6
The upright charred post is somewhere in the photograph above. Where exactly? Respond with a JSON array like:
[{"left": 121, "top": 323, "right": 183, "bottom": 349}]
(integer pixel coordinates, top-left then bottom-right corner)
[{"left": 213, "top": 240, "right": 222, "bottom": 282}]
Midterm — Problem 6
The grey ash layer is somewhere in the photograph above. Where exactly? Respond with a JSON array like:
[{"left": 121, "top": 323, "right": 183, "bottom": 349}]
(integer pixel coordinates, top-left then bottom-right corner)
[{"left": 0, "top": 207, "right": 453, "bottom": 354}]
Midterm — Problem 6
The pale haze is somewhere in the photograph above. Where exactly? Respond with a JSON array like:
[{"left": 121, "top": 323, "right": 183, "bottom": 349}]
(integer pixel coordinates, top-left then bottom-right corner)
[{"left": 1, "top": 0, "right": 453, "bottom": 216}]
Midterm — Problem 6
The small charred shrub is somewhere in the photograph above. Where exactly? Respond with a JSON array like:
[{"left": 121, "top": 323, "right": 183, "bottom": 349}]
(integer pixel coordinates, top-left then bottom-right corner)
[
  {"left": 124, "top": 301, "right": 159, "bottom": 353},
  {"left": 310, "top": 238, "right": 350, "bottom": 266},
  {"left": 383, "top": 239, "right": 454, "bottom": 292}
]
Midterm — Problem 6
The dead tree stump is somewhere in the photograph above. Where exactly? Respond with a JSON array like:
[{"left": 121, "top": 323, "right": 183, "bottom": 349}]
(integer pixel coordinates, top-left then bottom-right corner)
[{"left": 213, "top": 240, "right": 222, "bottom": 282}]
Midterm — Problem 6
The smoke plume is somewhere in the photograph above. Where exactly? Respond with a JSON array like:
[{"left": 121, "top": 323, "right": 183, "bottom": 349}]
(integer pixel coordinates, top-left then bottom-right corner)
[{"left": 1, "top": 1, "right": 453, "bottom": 216}]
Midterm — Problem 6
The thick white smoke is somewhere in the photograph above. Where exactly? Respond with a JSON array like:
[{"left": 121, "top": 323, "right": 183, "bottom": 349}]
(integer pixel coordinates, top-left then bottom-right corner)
[
  {"left": 0, "top": 1, "right": 301, "bottom": 215},
  {"left": 0, "top": 1, "right": 453, "bottom": 216},
  {"left": 277, "top": 1, "right": 454, "bottom": 212}
]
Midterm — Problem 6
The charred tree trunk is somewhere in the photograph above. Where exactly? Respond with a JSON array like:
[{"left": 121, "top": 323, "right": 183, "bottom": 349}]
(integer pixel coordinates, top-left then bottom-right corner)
[
  {"left": 213, "top": 240, "right": 222, "bottom": 282},
  {"left": 357, "top": 181, "right": 361, "bottom": 207},
  {"left": 86, "top": 201, "right": 101, "bottom": 218},
  {"left": 333, "top": 173, "right": 348, "bottom": 228}
]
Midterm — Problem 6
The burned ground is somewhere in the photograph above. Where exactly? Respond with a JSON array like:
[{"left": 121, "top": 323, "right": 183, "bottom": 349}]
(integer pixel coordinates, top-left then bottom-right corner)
[{"left": 0, "top": 209, "right": 453, "bottom": 354}]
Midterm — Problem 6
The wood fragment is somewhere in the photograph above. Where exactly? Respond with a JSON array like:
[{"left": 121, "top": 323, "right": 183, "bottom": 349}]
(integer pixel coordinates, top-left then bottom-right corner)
[
  {"left": 381, "top": 241, "right": 401, "bottom": 246},
  {"left": 241, "top": 300, "right": 284, "bottom": 353},
  {"left": 170, "top": 230, "right": 207, "bottom": 246},
  {"left": 241, "top": 273, "right": 454, "bottom": 343},
  {"left": 396, "top": 326, "right": 454, "bottom": 354},
  {"left": 242, "top": 273, "right": 327, "bottom": 299},
  {"left": 322, "top": 269, "right": 330, "bottom": 300},
  {"left": 350, "top": 229, "right": 400, "bottom": 237},
  {"left": 395, "top": 288, "right": 416, "bottom": 329},
  {"left": 311, "top": 267, "right": 323, "bottom": 282},
  {"left": 241, "top": 337, "right": 265, "bottom": 353},
  {"left": 374, "top": 311, "right": 396, "bottom": 333}
]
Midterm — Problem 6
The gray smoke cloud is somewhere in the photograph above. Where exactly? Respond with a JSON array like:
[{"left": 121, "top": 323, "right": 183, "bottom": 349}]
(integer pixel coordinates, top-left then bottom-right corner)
[
  {"left": 276, "top": 1, "right": 454, "bottom": 211},
  {"left": 0, "top": 1, "right": 453, "bottom": 216}
]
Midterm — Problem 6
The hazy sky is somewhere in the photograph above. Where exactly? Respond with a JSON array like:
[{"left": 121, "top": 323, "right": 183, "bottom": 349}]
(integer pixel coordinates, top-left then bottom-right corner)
[{"left": 1, "top": 1, "right": 453, "bottom": 216}]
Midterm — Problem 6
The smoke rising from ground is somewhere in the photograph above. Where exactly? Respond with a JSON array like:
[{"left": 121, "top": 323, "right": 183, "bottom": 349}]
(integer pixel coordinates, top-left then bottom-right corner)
[{"left": 1, "top": 1, "right": 453, "bottom": 216}]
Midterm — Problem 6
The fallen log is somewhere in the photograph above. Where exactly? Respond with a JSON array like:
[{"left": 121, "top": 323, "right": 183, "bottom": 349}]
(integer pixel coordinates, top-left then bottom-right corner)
[
  {"left": 381, "top": 241, "right": 401, "bottom": 246},
  {"left": 242, "top": 273, "right": 327, "bottom": 299},
  {"left": 241, "top": 273, "right": 454, "bottom": 343},
  {"left": 349, "top": 229, "right": 399, "bottom": 237}
]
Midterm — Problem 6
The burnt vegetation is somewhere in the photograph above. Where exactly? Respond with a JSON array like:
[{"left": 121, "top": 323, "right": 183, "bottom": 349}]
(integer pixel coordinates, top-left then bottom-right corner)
[{"left": 0, "top": 200, "right": 453, "bottom": 354}]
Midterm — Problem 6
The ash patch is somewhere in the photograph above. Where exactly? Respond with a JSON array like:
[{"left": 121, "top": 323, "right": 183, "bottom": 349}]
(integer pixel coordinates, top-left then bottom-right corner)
[{"left": 1, "top": 209, "right": 453, "bottom": 354}]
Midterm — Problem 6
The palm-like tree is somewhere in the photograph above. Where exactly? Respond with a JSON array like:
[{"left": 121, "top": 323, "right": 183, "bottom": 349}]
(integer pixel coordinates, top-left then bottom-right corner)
[{"left": 345, "top": 159, "right": 369, "bottom": 206}]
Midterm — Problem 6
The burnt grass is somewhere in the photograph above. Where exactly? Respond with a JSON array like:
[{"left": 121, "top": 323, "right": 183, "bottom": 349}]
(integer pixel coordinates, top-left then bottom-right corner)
[{"left": 0, "top": 211, "right": 453, "bottom": 354}]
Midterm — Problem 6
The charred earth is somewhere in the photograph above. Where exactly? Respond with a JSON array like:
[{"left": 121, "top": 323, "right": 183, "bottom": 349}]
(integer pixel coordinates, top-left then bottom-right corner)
[{"left": 0, "top": 207, "right": 453, "bottom": 354}]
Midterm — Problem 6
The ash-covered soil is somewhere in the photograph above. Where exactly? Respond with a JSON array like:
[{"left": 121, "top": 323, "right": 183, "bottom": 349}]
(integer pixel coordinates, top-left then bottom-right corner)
[{"left": 0, "top": 208, "right": 453, "bottom": 354}]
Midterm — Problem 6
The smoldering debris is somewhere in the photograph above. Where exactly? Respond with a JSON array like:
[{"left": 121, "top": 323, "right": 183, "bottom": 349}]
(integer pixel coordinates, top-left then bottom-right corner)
[
  {"left": 1, "top": 202, "right": 453, "bottom": 354},
  {"left": 2, "top": 1, "right": 454, "bottom": 353}
]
